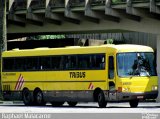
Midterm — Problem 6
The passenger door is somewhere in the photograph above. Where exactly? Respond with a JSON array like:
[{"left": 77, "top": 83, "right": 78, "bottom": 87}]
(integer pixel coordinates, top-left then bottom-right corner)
[{"left": 108, "top": 56, "right": 116, "bottom": 100}]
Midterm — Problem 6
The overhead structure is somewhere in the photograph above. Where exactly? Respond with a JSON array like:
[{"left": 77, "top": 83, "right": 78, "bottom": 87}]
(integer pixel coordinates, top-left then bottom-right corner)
[{"left": 6, "top": 0, "right": 160, "bottom": 34}]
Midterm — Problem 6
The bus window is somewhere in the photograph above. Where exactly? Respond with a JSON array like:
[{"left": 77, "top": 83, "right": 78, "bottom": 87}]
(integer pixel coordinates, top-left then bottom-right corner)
[
  {"left": 78, "top": 55, "right": 90, "bottom": 69},
  {"left": 3, "top": 58, "right": 15, "bottom": 71},
  {"left": 15, "top": 58, "right": 25, "bottom": 71},
  {"left": 108, "top": 56, "right": 114, "bottom": 79},
  {"left": 65, "top": 55, "right": 77, "bottom": 70},
  {"left": 25, "top": 57, "right": 38, "bottom": 71},
  {"left": 51, "top": 56, "right": 61, "bottom": 70},
  {"left": 91, "top": 54, "right": 105, "bottom": 69},
  {"left": 40, "top": 57, "right": 51, "bottom": 70},
  {"left": 99, "top": 56, "right": 105, "bottom": 69}
]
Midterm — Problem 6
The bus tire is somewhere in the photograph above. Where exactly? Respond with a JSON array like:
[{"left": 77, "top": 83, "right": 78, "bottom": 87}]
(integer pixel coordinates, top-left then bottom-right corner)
[
  {"left": 22, "top": 88, "right": 32, "bottom": 106},
  {"left": 97, "top": 90, "right": 107, "bottom": 108},
  {"left": 129, "top": 100, "right": 139, "bottom": 108},
  {"left": 51, "top": 102, "right": 64, "bottom": 107},
  {"left": 34, "top": 89, "right": 46, "bottom": 106},
  {"left": 67, "top": 102, "right": 77, "bottom": 107}
]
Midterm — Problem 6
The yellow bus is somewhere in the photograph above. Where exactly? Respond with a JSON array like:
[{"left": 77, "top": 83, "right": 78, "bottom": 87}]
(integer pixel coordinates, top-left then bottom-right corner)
[{"left": 1, "top": 44, "right": 158, "bottom": 108}]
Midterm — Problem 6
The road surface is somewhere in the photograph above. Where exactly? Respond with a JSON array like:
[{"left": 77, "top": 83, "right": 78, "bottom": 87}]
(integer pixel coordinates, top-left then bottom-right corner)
[{"left": 0, "top": 102, "right": 159, "bottom": 119}]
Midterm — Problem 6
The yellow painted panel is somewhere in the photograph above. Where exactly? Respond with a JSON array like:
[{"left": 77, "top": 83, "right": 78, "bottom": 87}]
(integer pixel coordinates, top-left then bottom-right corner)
[
  {"left": 119, "top": 76, "right": 158, "bottom": 93},
  {"left": 2, "top": 70, "right": 108, "bottom": 91}
]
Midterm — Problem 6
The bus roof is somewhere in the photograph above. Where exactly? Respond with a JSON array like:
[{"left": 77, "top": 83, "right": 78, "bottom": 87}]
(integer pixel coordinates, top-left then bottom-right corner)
[
  {"left": 107, "top": 44, "right": 153, "bottom": 52},
  {"left": 2, "top": 44, "right": 153, "bottom": 57}
]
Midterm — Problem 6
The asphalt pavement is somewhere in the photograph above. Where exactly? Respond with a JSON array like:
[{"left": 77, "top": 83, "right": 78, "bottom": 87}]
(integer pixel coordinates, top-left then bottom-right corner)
[{"left": 0, "top": 102, "right": 159, "bottom": 119}]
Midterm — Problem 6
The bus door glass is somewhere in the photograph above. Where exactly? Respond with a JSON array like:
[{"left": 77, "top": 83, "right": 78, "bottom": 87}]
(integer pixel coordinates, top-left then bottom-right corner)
[{"left": 108, "top": 56, "right": 116, "bottom": 100}]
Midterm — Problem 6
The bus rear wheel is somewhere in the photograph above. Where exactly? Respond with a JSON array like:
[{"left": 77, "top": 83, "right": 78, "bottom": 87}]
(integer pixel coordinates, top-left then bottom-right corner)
[
  {"left": 22, "top": 88, "right": 32, "bottom": 106},
  {"left": 129, "top": 100, "right": 139, "bottom": 108},
  {"left": 67, "top": 102, "right": 77, "bottom": 107},
  {"left": 97, "top": 91, "right": 107, "bottom": 108},
  {"left": 34, "top": 90, "right": 46, "bottom": 106}
]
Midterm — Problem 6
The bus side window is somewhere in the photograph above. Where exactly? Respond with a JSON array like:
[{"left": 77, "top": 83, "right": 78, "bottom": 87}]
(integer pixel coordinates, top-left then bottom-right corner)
[
  {"left": 100, "top": 56, "right": 105, "bottom": 69},
  {"left": 108, "top": 56, "right": 114, "bottom": 79}
]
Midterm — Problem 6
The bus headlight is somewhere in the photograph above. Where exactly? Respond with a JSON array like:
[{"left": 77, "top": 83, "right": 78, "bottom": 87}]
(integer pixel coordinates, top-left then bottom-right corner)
[{"left": 152, "top": 85, "right": 158, "bottom": 91}]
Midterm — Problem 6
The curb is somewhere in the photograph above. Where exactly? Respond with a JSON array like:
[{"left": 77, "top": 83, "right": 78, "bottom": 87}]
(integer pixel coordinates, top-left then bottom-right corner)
[{"left": 0, "top": 101, "right": 23, "bottom": 104}]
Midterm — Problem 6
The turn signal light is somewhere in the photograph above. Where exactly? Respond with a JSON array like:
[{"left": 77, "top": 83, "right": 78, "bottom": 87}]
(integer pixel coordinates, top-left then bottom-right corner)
[{"left": 118, "top": 87, "right": 122, "bottom": 92}]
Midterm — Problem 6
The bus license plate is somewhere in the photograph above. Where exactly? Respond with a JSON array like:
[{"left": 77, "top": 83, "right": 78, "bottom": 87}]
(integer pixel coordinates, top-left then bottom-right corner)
[{"left": 137, "top": 96, "right": 144, "bottom": 99}]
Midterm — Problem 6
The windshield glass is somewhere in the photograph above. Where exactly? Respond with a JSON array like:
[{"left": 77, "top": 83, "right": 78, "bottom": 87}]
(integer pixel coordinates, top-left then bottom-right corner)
[{"left": 117, "top": 52, "right": 157, "bottom": 77}]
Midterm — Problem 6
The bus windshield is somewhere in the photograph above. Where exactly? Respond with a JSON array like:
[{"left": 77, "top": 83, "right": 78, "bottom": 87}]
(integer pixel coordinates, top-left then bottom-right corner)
[{"left": 117, "top": 52, "right": 157, "bottom": 77}]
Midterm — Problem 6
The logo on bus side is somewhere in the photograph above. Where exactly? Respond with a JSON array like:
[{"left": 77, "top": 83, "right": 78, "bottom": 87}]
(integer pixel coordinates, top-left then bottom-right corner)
[
  {"left": 88, "top": 82, "right": 94, "bottom": 90},
  {"left": 15, "top": 74, "right": 25, "bottom": 91},
  {"left": 2, "top": 73, "right": 16, "bottom": 76},
  {"left": 69, "top": 72, "right": 86, "bottom": 78}
]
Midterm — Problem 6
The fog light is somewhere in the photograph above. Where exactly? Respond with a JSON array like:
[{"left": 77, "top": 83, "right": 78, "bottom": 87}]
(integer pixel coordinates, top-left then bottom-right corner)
[{"left": 152, "top": 86, "right": 158, "bottom": 91}]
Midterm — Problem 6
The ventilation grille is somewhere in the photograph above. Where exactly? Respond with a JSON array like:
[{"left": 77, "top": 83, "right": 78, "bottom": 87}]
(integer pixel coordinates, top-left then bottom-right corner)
[{"left": 3, "top": 85, "right": 11, "bottom": 91}]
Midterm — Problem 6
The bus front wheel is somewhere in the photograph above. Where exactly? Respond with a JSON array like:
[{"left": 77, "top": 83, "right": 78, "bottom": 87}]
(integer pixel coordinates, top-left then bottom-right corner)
[
  {"left": 97, "top": 91, "right": 107, "bottom": 108},
  {"left": 22, "top": 88, "right": 32, "bottom": 106},
  {"left": 129, "top": 100, "right": 139, "bottom": 108}
]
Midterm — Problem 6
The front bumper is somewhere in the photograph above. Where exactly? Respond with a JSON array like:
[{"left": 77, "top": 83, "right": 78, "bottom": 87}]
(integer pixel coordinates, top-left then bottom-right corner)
[{"left": 117, "top": 91, "right": 158, "bottom": 101}]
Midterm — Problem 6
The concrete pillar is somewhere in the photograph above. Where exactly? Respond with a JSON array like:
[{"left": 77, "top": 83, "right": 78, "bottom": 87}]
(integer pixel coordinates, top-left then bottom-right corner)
[{"left": 156, "top": 34, "right": 160, "bottom": 102}]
